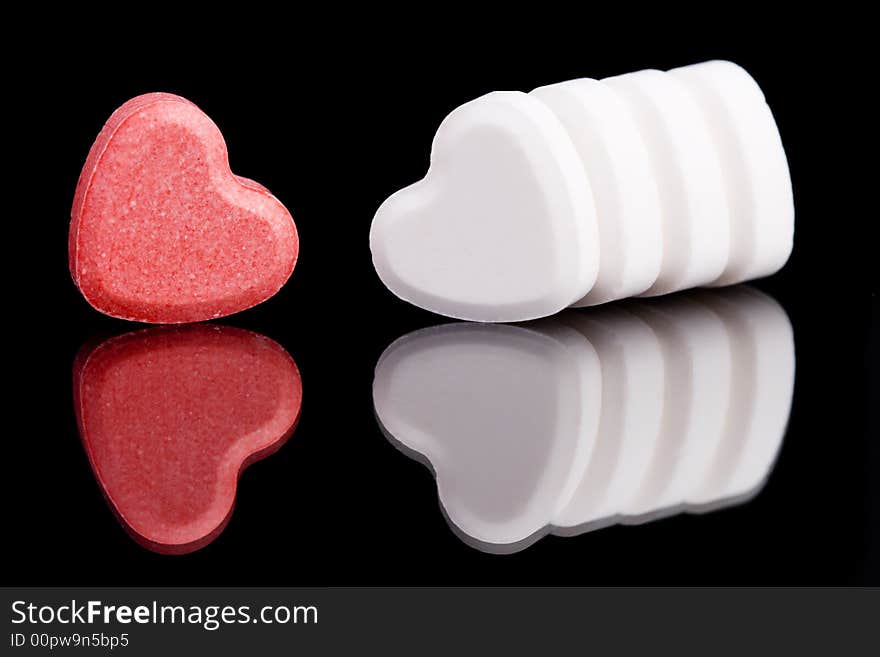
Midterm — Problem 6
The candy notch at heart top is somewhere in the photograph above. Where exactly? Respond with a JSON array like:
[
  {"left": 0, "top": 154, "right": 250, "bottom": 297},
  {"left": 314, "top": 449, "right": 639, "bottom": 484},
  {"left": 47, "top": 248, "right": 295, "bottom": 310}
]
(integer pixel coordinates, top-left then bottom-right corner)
[{"left": 70, "top": 93, "right": 298, "bottom": 323}]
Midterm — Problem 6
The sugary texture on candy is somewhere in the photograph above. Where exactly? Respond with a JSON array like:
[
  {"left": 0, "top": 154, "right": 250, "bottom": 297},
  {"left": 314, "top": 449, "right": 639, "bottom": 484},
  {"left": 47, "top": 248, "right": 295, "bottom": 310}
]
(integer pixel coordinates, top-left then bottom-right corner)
[
  {"left": 74, "top": 324, "right": 302, "bottom": 554},
  {"left": 70, "top": 93, "right": 298, "bottom": 323}
]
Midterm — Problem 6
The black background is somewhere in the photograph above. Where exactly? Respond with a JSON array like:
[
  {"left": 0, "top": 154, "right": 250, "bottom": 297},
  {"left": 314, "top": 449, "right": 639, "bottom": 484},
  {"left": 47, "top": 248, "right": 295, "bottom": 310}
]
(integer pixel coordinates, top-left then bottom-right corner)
[{"left": 7, "top": 22, "right": 876, "bottom": 585}]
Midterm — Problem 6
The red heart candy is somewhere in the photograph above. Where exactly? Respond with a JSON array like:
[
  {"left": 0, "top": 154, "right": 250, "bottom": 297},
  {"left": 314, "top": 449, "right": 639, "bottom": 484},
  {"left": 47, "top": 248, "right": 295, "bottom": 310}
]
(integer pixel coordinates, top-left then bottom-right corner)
[
  {"left": 74, "top": 325, "right": 302, "bottom": 554},
  {"left": 70, "top": 93, "right": 298, "bottom": 323}
]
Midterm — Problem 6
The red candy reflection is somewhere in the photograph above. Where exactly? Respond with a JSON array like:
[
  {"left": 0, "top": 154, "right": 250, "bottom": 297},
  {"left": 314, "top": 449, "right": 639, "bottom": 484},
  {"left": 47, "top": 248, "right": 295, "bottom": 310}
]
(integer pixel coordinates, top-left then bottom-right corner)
[{"left": 74, "top": 325, "right": 302, "bottom": 554}]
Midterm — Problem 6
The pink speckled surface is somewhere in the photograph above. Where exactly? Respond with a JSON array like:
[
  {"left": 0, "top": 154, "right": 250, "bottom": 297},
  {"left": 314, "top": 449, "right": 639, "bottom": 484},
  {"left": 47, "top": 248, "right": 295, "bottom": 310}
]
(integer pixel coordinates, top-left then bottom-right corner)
[
  {"left": 70, "top": 93, "right": 298, "bottom": 323},
  {"left": 73, "top": 325, "right": 302, "bottom": 554}
]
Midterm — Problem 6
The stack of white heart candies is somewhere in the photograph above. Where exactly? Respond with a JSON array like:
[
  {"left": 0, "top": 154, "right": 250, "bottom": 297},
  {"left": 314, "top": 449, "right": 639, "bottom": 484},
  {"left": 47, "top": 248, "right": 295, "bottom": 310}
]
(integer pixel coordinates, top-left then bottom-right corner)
[{"left": 370, "top": 60, "right": 793, "bottom": 322}]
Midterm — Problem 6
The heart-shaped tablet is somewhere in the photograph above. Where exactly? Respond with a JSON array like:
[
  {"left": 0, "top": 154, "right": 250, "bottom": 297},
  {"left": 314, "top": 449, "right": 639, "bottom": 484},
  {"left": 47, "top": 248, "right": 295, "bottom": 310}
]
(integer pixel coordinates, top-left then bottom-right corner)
[
  {"left": 370, "top": 91, "right": 599, "bottom": 323},
  {"left": 70, "top": 93, "right": 298, "bottom": 323},
  {"left": 74, "top": 324, "right": 302, "bottom": 554}
]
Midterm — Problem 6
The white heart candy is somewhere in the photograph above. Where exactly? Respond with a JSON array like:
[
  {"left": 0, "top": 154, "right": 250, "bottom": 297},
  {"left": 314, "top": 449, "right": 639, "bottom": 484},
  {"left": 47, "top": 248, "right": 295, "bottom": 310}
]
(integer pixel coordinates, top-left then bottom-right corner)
[
  {"left": 370, "top": 61, "right": 793, "bottom": 322},
  {"left": 531, "top": 78, "right": 663, "bottom": 305},
  {"left": 370, "top": 91, "right": 600, "bottom": 322}
]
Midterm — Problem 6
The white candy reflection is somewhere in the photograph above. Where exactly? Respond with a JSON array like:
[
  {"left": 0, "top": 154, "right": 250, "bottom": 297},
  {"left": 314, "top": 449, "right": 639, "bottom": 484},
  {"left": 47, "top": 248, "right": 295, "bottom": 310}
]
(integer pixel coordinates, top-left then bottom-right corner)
[{"left": 373, "top": 287, "right": 794, "bottom": 554}]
